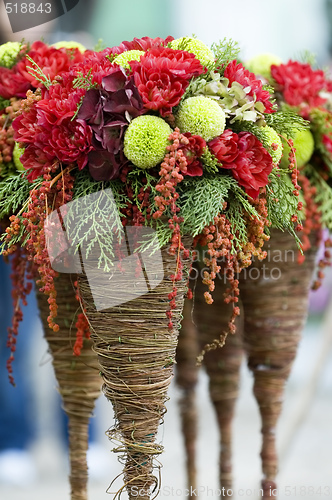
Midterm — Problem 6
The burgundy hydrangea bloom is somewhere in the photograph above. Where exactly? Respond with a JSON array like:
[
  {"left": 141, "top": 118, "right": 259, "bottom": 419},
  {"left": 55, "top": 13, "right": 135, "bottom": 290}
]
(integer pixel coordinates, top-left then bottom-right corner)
[
  {"left": 130, "top": 47, "right": 204, "bottom": 116},
  {"left": 0, "top": 66, "right": 31, "bottom": 99},
  {"left": 271, "top": 60, "right": 328, "bottom": 113},
  {"left": 77, "top": 68, "right": 145, "bottom": 180},
  {"left": 209, "top": 130, "right": 273, "bottom": 198},
  {"left": 180, "top": 133, "right": 206, "bottom": 176},
  {"left": 224, "top": 60, "right": 274, "bottom": 114},
  {"left": 109, "top": 36, "right": 174, "bottom": 55},
  {"left": 15, "top": 41, "right": 84, "bottom": 88}
]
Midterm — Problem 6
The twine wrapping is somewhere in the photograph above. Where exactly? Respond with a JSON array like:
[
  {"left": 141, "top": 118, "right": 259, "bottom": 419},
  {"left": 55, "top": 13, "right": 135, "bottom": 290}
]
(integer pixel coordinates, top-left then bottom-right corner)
[
  {"left": 239, "top": 228, "right": 319, "bottom": 499},
  {"left": 175, "top": 298, "right": 200, "bottom": 495},
  {"left": 193, "top": 271, "right": 244, "bottom": 497},
  {"left": 78, "top": 240, "right": 192, "bottom": 500},
  {"left": 36, "top": 273, "right": 101, "bottom": 500}
]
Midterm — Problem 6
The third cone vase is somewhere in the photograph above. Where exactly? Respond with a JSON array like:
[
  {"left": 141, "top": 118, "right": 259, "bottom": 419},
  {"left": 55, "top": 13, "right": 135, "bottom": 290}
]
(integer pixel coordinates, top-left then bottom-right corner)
[
  {"left": 175, "top": 297, "right": 200, "bottom": 495},
  {"left": 36, "top": 273, "right": 101, "bottom": 500},
  {"left": 78, "top": 240, "right": 192, "bottom": 500},
  {"left": 193, "top": 266, "right": 244, "bottom": 497},
  {"left": 239, "top": 228, "right": 319, "bottom": 499}
]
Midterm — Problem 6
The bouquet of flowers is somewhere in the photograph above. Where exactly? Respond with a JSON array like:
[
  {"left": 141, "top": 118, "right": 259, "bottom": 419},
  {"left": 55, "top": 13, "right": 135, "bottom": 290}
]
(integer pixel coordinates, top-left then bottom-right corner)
[
  {"left": 204, "top": 53, "right": 332, "bottom": 498},
  {"left": 0, "top": 35, "right": 305, "bottom": 499},
  {"left": 0, "top": 39, "right": 102, "bottom": 500}
]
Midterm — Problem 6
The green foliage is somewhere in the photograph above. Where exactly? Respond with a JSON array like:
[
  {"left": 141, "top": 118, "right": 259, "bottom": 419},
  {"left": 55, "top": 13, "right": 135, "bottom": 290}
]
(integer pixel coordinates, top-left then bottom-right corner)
[
  {"left": 200, "top": 147, "right": 220, "bottom": 174},
  {"left": 265, "top": 109, "right": 309, "bottom": 139},
  {"left": 94, "top": 39, "right": 106, "bottom": 52},
  {"left": 26, "top": 55, "right": 52, "bottom": 88},
  {"left": 303, "top": 164, "right": 332, "bottom": 230},
  {"left": 0, "top": 97, "right": 10, "bottom": 110},
  {"left": 72, "top": 70, "right": 96, "bottom": 90},
  {"left": 66, "top": 183, "right": 125, "bottom": 272},
  {"left": 178, "top": 174, "right": 259, "bottom": 253},
  {"left": 0, "top": 171, "right": 36, "bottom": 218},
  {"left": 178, "top": 176, "right": 229, "bottom": 236},
  {"left": 211, "top": 38, "right": 240, "bottom": 71},
  {"left": 265, "top": 169, "right": 302, "bottom": 246}
]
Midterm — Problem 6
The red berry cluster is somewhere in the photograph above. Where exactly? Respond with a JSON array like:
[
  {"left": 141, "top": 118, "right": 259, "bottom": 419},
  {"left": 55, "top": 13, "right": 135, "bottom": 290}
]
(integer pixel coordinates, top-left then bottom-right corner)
[
  {"left": 297, "top": 173, "right": 322, "bottom": 265},
  {"left": 73, "top": 281, "right": 91, "bottom": 356},
  {"left": 312, "top": 238, "right": 332, "bottom": 290},
  {"left": 0, "top": 98, "right": 21, "bottom": 172},
  {"left": 286, "top": 138, "right": 304, "bottom": 231},
  {"left": 5, "top": 247, "right": 33, "bottom": 385},
  {"left": 119, "top": 167, "right": 152, "bottom": 226},
  {"left": 195, "top": 209, "right": 240, "bottom": 333},
  {"left": 153, "top": 128, "right": 190, "bottom": 328}
]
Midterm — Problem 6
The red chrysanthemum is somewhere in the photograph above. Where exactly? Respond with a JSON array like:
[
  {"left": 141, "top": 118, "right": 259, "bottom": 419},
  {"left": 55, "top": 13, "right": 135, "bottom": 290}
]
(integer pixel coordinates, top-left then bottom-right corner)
[
  {"left": 19, "top": 144, "right": 53, "bottom": 180},
  {"left": 180, "top": 132, "right": 206, "bottom": 176},
  {"left": 36, "top": 74, "right": 86, "bottom": 126},
  {"left": 271, "top": 60, "right": 328, "bottom": 112},
  {"left": 224, "top": 60, "right": 274, "bottom": 114},
  {"left": 69, "top": 49, "right": 119, "bottom": 87},
  {"left": 42, "top": 118, "right": 92, "bottom": 169},
  {"left": 0, "top": 66, "right": 31, "bottom": 99},
  {"left": 110, "top": 36, "right": 174, "bottom": 55},
  {"left": 15, "top": 41, "right": 84, "bottom": 88},
  {"left": 13, "top": 79, "right": 93, "bottom": 179},
  {"left": 130, "top": 47, "right": 204, "bottom": 116},
  {"left": 209, "top": 130, "right": 273, "bottom": 198}
]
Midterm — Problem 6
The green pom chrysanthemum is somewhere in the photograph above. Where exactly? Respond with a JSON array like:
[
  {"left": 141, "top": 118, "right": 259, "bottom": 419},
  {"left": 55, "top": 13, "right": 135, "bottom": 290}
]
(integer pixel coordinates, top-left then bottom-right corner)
[
  {"left": 0, "top": 42, "right": 22, "bottom": 68},
  {"left": 52, "top": 41, "right": 86, "bottom": 53},
  {"left": 170, "top": 37, "right": 214, "bottom": 66},
  {"left": 245, "top": 53, "right": 282, "bottom": 81},
  {"left": 124, "top": 115, "right": 172, "bottom": 169},
  {"left": 175, "top": 96, "right": 226, "bottom": 141},
  {"left": 12, "top": 143, "right": 25, "bottom": 171},
  {"left": 114, "top": 50, "right": 145, "bottom": 69},
  {"left": 280, "top": 128, "right": 315, "bottom": 168},
  {"left": 260, "top": 126, "right": 283, "bottom": 165}
]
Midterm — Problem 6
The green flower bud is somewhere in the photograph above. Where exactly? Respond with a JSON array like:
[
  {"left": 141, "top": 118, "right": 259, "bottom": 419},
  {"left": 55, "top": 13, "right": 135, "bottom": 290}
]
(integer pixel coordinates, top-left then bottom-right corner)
[
  {"left": 170, "top": 37, "right": 214, "bottom": 66},
  {"left": 259, "top": 125, "right": 283, "bottom": 165},
  {"left": 245, "top": 53, "right": 282, "bottom": 81},
  {"left": 175, "top": 96, "right": 226, "bottom": 141},
  {"left": 0, "top": 42, "right": 22, "bottom": 68},
  {"left": 124, "top": 115, "right": 172, "bottom": 169},
  {"left": 52, "top": 41, "right": 86, "bottom": 53},
  {"left": 280, "top": 128, "right": 315, "bottom": 168},
  {"left": 12, "top": 143, "right": 25, "bottom": 171},
  {"left": 113, "top": 50, "right": 145, "bottom": 69}
]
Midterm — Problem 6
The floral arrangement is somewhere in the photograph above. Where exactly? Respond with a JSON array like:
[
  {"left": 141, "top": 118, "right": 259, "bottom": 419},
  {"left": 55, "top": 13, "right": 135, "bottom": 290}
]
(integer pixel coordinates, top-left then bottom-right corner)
[
  {"left": 246, "top": 53, "right": 332, "bottom": 286},
  {"left": 0, "top": 39, "right": 88, "bottom": 382},
  {"left": 0, "top": 36, "right": 307, "bottom": 377}
]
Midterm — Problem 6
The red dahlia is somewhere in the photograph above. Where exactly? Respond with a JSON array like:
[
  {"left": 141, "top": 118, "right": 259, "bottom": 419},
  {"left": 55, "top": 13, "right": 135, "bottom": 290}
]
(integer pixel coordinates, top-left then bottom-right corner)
[
  {"left": 15, "top": 41, "right": 84, "bottom": 88},
  {"left": 271, "top": 60, "right": 328, "bottom": 113},
  {"left": 209, "top": 130, "right": 273, "bottom": 198},
  {"left": 180, "top": 132, "right": 206, "bottom": 176},
  {"left": 130, "top": 47, "right": 204, "bottom": 116},
  {"left": 0, "top": 66, "right": 31, "bottom": 99},
  {"left": 224, "top": 60, "right": 274, "bottom": 114},
  {"left": 109, "top": 36, "right": 174, "bottom": 55}
]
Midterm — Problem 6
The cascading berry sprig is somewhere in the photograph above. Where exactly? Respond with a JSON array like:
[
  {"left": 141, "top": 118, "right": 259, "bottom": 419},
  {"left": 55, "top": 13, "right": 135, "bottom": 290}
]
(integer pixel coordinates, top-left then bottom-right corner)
[{"left": 153, "top": 128, "right": 190, "bottom": 328}]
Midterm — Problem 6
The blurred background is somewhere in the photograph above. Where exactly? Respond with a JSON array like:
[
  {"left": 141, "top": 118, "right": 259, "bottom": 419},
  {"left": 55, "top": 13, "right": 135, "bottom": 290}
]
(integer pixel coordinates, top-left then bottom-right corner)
[{"left": 0, "top": 0, "right": 332, "bottom": 498}]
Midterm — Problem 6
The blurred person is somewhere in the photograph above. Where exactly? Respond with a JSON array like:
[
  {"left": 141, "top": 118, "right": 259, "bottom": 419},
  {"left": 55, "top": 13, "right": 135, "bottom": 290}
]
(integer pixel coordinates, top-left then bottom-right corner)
[{"left": 0, "top": 256, "right": 38, "bottom": 485}]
